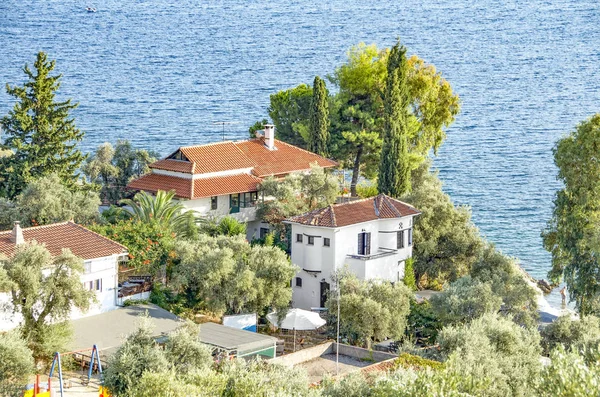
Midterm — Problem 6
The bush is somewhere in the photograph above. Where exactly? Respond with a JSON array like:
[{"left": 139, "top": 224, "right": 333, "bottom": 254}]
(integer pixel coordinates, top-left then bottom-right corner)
[
  {"left": 535, "top": 346, "right": 600, "bottom": 397},
  {"left": 437, "top": 313, "right": 542, "bottom": 397},
  {"left": 356, "top": 183, "right": 378, "bottom": 198},
  {"left": 541, "top": 315, "right": 600, "bottom": 357},
  {"left": 0, "top": 331, "right": 34, "bottom": 393},
  {"left": 404, "top": 300, "right": 441, "bottom": 347},
  {"left": 394, "top": 353, "right": 443, "bottom": 371},
  {"left": 403, "top": 258, "right": 417, "bottom": 291},
  {"left": 430, "top": 276, "right": 502, "bottom": 326}
]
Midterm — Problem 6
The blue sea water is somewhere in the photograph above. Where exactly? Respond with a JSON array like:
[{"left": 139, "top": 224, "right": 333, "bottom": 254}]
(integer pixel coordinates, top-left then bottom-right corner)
[{"left": 1, "top": 0, "right": 600, "bottom": 308}]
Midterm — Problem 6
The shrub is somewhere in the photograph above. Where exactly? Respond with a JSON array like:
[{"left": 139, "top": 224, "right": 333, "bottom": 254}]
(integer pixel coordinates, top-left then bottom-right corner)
[
  {"left": 540, "top": 315, "right": 600, "bottom": 358},
  {"left": 394, "top": 353, "right": 443, "bottom": 371},
  {"left": 403, "top": 258, "right": 417, "bottom": 290}
]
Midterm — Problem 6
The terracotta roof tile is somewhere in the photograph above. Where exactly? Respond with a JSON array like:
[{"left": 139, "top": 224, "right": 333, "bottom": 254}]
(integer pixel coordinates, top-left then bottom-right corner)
[
  {"left": 180, "top": 142, "right": 256, "bottom": 174},
  {"left": 234, "top": 138, "right": 338, "bottom": 177},
  {"left": 0, "top": 222, "right": 127, "bottom": 260},
  {"left": 193, "top": 174, "right": 261, "bottom": 198},
  {"left": 127, "top": 173, "right": 261, "bottom": 199},
  {"left": 127, "top": 173, "right": 193, "bottom": 198},
  {"left": 286, "top": 194, "right": 420, "bottom": 227},
  {"left": 149, "top": 159, "right": 195, "bottom": 173}
]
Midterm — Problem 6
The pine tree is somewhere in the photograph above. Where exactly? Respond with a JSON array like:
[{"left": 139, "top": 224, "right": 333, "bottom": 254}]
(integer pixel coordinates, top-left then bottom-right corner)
[
  {"left": 0, "top": 52, "right": 86, "bottom": 199},
  {"left": 308, "top": 76, "right": 330, "bottom": 156},
  {"left": 378, "top": 41, "right": 411, "bottom": 197}
]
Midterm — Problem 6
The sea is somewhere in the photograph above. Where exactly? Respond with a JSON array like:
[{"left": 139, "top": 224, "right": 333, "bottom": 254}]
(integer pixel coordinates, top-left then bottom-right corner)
[{"left": 1, "top": 0, "right": 599, "bottom": 309}]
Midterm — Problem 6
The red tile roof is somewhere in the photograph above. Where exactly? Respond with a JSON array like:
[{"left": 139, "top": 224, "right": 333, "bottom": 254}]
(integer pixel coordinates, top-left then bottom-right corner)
[
  {"left": 285, "top": 194, "right": 420, "bottom": 227},
  {"left": 234, "top": 138, "right": 337, "bottom": 177},
  {"left": 193, "top": 173, "right": 261, "bottom": 198},
  {"left": 128, "top": 173, "right": 194, "bottom": 199},
  {"left": 149, "top": 159, "right": 195, "bottom": 173},
  {"left": 127, "top": 173, "right": 261, "bottom": 199},
  {"left": 0, "top": 222, "right": 127, "bottom": 260},
  {"left": 181, "top": 142, "right": 256, "bottom": 174}
]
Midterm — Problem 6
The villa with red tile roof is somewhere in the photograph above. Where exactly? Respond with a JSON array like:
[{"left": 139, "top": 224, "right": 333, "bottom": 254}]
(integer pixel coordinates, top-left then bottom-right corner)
[
  {"left": 127, "top": 125, "right": 337, "bottom": 239},
  {"left": 284, "top": 194, "right": 420, "bottom": 310},
  {"left": 0, "top": 221, "right": 128, "bottom": 331}
]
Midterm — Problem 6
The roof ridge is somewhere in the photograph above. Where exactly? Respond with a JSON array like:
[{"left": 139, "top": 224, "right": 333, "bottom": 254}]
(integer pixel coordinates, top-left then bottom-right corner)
[
  {"left": 180, "top": 141, "right": 234, "bottom": 149},
  {"left": 381, "top": 195, "right": 402, "bottom": 217},
  {"left": 0, "top": 220, "right": 71, "bottom": 235},
  {"left": 329, "top": 205, "right": 337, "bottom": 227}
]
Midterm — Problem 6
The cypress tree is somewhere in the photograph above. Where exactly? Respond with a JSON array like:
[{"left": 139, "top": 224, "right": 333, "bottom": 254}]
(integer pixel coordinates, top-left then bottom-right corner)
[
  {"left": 308, "top": 75, "right": 330, "bottom": 156},
  {"left": 0, "top": 52, "right": 86, "bottom": 199},
  {"left": 378, "top": 41, "right": 411, "bottom": 197}
]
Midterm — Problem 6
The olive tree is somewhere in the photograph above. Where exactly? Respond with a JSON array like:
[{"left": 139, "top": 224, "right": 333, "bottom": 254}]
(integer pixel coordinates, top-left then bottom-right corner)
[{"left": 0, "top": 331, "right": 35, "bottom": 397}]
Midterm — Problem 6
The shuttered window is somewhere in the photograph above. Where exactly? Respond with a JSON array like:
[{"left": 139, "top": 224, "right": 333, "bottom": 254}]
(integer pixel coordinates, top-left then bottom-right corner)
[
  {"left": 358, "top": 232, "right": 371, "bottom": 255},
  {"left": 408, "top": 228, "right": 413, "bottom": 246}
]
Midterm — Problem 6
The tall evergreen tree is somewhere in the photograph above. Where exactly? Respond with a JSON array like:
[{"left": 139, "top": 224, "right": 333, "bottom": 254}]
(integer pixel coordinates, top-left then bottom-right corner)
[
  {"left": 378, "top": 40, "right": 411, "bottom": 197},
  {"left": 308, "top": 76, "right": 330, "bottom": 156},
  {"left": 0, "top": 52, "right": 86, "bottom": 199}
]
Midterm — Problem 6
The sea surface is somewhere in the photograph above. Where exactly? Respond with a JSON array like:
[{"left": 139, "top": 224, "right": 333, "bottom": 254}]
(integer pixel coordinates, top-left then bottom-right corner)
[{"left": 2, "top": 0, "right": 600, "bottom": 308}]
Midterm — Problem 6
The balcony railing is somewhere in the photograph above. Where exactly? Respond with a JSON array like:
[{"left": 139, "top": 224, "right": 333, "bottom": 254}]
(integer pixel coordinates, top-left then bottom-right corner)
[{"left": 347, "top": 247, "right": 398, "bottom": 261}]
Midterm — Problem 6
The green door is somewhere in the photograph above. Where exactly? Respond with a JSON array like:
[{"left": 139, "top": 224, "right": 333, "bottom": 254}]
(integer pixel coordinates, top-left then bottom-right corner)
[{"left": 230, "top": 194, "right": 240, "bottom": 213}]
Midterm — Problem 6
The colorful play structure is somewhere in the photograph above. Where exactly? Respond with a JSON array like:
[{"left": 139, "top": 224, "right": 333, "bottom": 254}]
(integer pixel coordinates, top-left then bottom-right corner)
[{"left": 23, "top": 345, "right": 107, "bottom": 397}]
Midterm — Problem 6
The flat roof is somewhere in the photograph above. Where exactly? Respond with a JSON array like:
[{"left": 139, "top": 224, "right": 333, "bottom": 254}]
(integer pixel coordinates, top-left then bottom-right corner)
[
  {"left": 71, "top": 304, "right": 183, "bottom": 356},
  {"left": 199, "top": 322, "right": 277, "bottom": 355}
]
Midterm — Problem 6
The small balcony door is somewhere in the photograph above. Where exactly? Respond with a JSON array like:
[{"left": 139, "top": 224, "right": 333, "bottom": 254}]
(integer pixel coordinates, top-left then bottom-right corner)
[
  {"left": 320, "top": 281, "right": 330, "bottom": 308},
  {"left": 230, "top": 194, "right": 240, "bottom": 214}
]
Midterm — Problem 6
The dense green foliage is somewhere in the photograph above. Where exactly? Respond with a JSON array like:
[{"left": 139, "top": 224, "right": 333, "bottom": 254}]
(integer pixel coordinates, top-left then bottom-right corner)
[
  {"left": 172, "top": 234, "right": 297, "bottom": 316},
  {"left": 535, "top": 346, "right": 600, "bottom": 397},
  {"left": 199, "top": 215, "right": 247, "bottom": 237},
  {"left": 540, "top": 314, "right": 600, "bottom": 357},
  {"left": 269, "top": 84, "right": 313, "bottom": 147},
  {"left": 82, "top": 140, "right": 158, "bottom": 204},
  {"left": 91, "top": 219, "right": 175, "bottom": 277},
  {"left": 430, "top": 276, "right": 502, "bottom": 326},
  {"left": 256, "top": 164, "right": 338, "bottom": 242},
  {"left": 378, "top": 40, "right": 412, "bottom": 197},
  {"left": 326, "top": 273, "right": 412, "bottom": 348},
  {"left": 437, "top": 313, "right": 542, "bottom": 397},
  {"left": 308, "top": 76, "right": 330, "bottom": 156},
  {"left": 401, "top": 162, "right": 482, "bottom": 287},
  {"left": 120, "top": 190, "right": 198, "bottom": 239},
  {"left": 0, "top": 52, "right": 86, "bottom": 199},
  {"left": 543, "top": 114, "right": 600, "bottom": 314},
  {"left": 0, "top": 331, "right": 35, "bottom": 396},
  {"left": 263, "top": 42, "right": 459, "bottom": 196},
  {"left": 403, "top": 257, "right": 417, "bottom": 290},
  {"left": 0, "top": 242, "right": 93, "bottom": 360},
  {"left": 0, "top": 174, "right": 100, "bottom": 230}
]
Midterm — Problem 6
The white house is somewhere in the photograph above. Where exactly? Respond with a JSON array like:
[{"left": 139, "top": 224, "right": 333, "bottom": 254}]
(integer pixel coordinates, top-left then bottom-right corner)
[
  {"left": 127, "top": 125, "right": 337, "bottom": 240},
  {"left": 0, "top": 221, "right": 128, "bottom": 331},
  {"left": 284, "top": 194, "right": 420, "bottom": 310}
]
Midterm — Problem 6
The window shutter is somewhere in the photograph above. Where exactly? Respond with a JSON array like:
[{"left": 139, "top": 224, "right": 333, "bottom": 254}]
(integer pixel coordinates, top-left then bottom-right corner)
[
  {"left": 366, "top": 232, "right": 371, "bottom": 255},
  {"left": 358, "top": 233, "right": 364, "bottom": 255}
]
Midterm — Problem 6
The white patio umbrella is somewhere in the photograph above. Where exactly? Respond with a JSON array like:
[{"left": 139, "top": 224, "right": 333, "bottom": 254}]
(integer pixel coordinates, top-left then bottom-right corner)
[{"left": 267, "top": 308, "right": 326, "bottom": 352}]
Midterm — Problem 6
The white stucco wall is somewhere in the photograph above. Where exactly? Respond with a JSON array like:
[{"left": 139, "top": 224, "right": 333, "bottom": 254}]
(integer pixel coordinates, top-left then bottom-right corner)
[
  {"left": 290, "top": 215, "right": 416, "bottom": 310},
  {"left": 0, "top": 254, "right": 120, "bottom": 331},
  {"left": 181, "top": 194, "right": 257, "bottom": 222}
]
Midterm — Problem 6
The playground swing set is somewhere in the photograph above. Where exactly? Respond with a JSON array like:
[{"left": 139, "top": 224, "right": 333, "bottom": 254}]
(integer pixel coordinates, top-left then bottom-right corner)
[{"left": 23, "top": 345, "right": 111, "bottom": 397}]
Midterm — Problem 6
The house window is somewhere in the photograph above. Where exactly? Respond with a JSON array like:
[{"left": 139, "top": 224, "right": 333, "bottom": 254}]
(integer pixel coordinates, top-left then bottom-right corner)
[
  {"left": 260, "top": 227, "right": 269, "bottom": 239},
  {"left": 397, "top": 230, "right": 405, "bottom": 249},
  {"left": 296, "top": 234, "right": 303, "bottom": 243},
  {"left": 210, "top": 196, "right": 218, "bottom": 210},
  {"left": 295, "top": 277, "right": 303, "bottom": 287},
  {"left": 308, "top": 236, "right": 315, "bottom": 245},
  {"left": 408, "top": 228, "right": 413, "bottom": 246},
  {"left": 94, "top": 279, "right": 102, "bottom": 292},
  {"left": 83, "top": 261, "right": 92, "bottom": 274},
  {"left": 230, "top": 194, "right": 240, "bottom": 213},
  {"left": 240, "top": 192, "right": 258, "bottom": 208},
  {"left": 323, "top": 238, "right": 330, "bottom": 247},
  {"left": 358, "top": 232, "right": 371, "bottom": 255}
]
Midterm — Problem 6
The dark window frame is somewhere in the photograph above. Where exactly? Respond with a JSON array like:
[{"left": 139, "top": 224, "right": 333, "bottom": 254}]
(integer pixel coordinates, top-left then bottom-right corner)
[
  {"left": 408, "top": 228, "right": 413, "bottom": 246},
  {"left": 296, "top": 234, "right": 303, "bottom": 243},
  {"left": 307, "top": 236, "right": 315, "bottom": 245},
  {"left": 323, "top": 237, "right": 330, "bottom": 247},
  {"left": 210, "top": 196, "right": 218, "bottom": 210},
  {"left": 295, "top": 277, "right": 303, "bottom": 287},
  {"left": 397, "top": 230, "right": 405, "bottom": 249},
  {"left": 358, "top": 232, "right": 371, "bottom": 255}
]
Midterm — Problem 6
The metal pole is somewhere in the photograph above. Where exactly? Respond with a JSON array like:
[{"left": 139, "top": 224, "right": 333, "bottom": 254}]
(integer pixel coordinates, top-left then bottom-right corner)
[{"left": 336, "top": 276, "right": 340, "bottom": 375}]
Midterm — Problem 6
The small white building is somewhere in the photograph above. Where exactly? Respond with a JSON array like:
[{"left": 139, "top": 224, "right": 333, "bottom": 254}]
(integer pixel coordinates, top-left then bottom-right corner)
[
  {"left": 0, "top": 221, "right": 128, "bottom": 331},
  {"left": 285, "top": 194, "right": 420, "bottom": 310},
  {"left": 127, "top": 125, "right": 337, "bottom": 240}
]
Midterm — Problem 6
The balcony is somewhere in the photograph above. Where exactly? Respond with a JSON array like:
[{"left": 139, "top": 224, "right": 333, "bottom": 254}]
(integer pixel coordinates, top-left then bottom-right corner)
[{"left": 346, "top": 247, "right": 398, "bottom": 261}]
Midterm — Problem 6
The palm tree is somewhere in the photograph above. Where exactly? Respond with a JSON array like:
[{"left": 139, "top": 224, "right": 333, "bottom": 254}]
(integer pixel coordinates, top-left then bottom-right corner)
[{"left": 120, "top": 190, "right": 198, "bottom": 238}]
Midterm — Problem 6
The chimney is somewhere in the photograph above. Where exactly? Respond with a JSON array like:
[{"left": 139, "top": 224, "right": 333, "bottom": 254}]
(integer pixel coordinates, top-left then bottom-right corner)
[
  {"left": 11, "top": 221, "right": 24, "bottom": 245},
  {"left": 263, "top": 124, "right": 275, "bottom": 150}
]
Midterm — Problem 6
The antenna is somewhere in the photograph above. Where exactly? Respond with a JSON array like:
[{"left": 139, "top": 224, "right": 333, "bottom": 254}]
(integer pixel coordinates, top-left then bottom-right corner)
[{"left": 212, "top": 121, "right": 240, "bottom": 141}]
